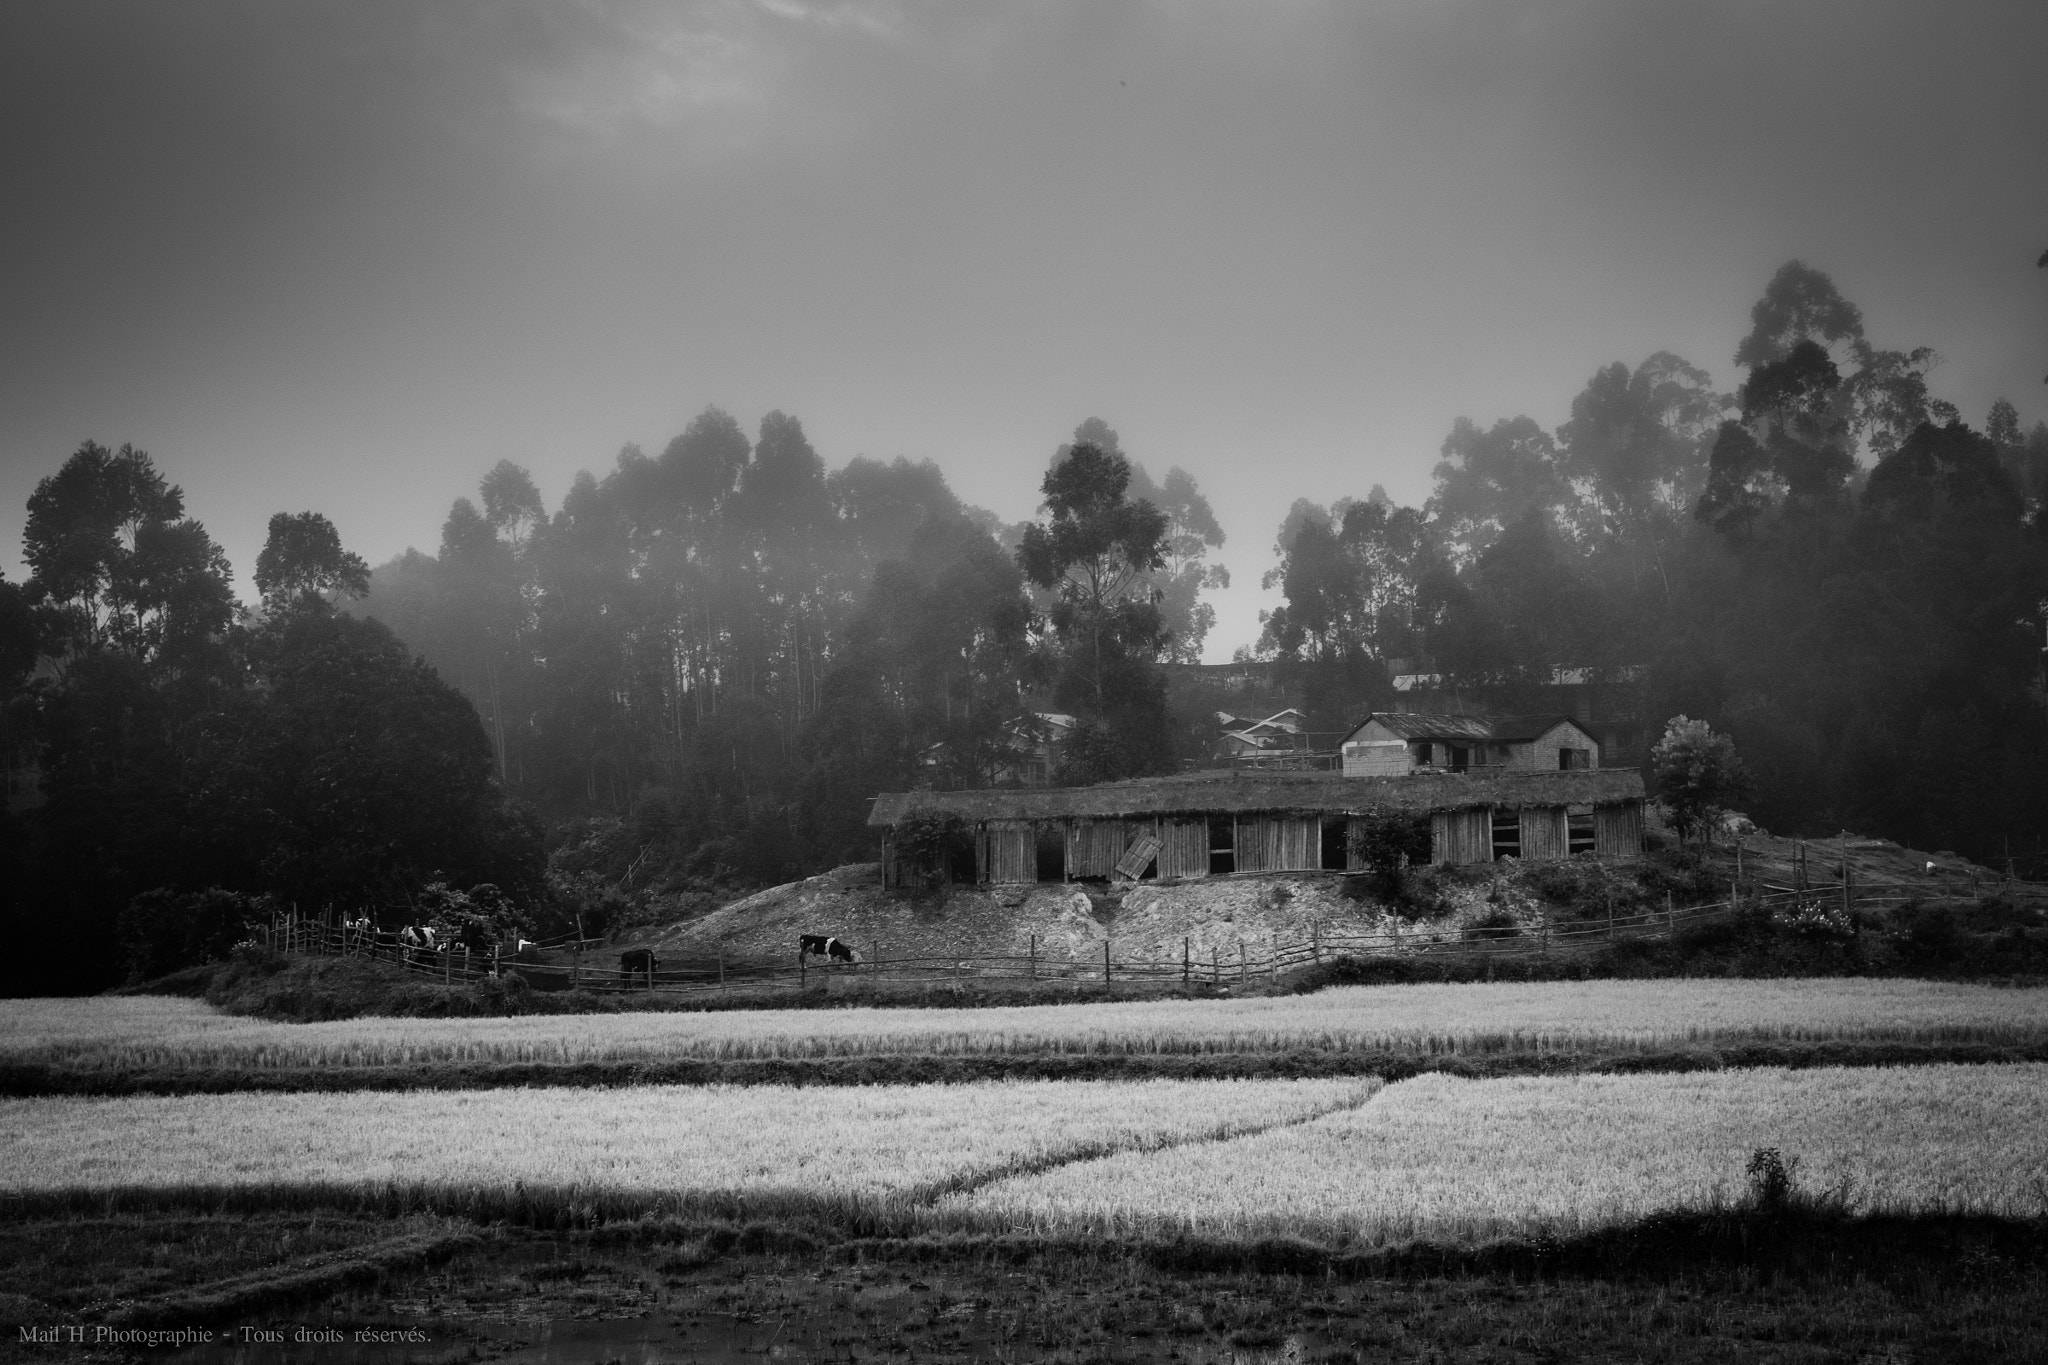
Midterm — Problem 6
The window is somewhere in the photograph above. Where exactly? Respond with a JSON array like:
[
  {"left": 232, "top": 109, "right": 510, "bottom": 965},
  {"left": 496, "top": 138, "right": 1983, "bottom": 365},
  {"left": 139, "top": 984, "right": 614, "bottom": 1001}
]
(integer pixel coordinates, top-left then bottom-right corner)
[
  {"left": 1568, "top": 811, "right": 1596, "bottom": 855},
  {"left": 1208, "top": 814, "right": 1235, "bottom": 876},
  {"left": 1558, "top": 748, "right": 1589, "bottom": 770},
  {"left": 1491, "top": 809, "right": 1521, "bottom": 860}
]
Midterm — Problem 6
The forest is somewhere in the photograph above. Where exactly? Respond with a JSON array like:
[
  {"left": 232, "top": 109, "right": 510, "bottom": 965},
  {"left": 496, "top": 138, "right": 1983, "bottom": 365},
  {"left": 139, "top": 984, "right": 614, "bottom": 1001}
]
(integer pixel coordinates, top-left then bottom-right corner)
[{"left": 3, "top": 259, "right": 2046, "bottom": 994}]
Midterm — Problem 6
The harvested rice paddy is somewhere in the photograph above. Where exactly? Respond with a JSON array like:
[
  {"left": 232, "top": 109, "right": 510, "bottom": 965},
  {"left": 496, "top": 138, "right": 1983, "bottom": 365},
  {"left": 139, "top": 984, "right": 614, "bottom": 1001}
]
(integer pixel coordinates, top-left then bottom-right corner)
[
  {"left": 4, "top": 1065, "right": 2042, "bottom": 1246},
  {"left": 8, "top": 978, "right": 2046, "bottom": 1074},
  {"left": 0, "top": 1078, "right": 1375, "bottom": 1214},
  {"left": 949, "top": 1064, "right": 2048, "bottom": 1242}
]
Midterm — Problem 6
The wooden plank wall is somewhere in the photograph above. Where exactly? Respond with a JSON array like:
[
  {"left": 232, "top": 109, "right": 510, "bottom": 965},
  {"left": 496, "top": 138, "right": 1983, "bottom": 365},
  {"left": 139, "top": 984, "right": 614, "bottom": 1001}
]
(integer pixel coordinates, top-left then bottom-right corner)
[
  {"left": 1066, "top": 820, "right": 1128, "bottom": 878},
  {"left": 1432, "top": 808, "right": 1493, "bottom": 864},
  {"left": 1156, "top": 819, "right": 1209, "bottom": 879},
  {"left": 986, "top": 821, "right": 1036, "bottom": 884},
  {"left": 1345, "top": 819, "right": 1369, "bottom": 871},
  {"left": 1519, "top": 807, "right": 1569, "bottom": 861},
  {"left": 1279, "top": 817, "right": 1317, "bottom": 871},
  {"left": 1234, "top": 816, "right": 1318, "bottom": 872},
  {"left": 1594, "top": 801, "right": 1644, "bottom": 857}
]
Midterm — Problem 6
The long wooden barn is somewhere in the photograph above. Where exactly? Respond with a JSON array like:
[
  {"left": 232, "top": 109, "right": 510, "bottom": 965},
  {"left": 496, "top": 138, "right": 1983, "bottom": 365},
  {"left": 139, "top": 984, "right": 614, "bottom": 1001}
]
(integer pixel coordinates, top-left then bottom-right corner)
[{"left": 868, "top": 769, "right": 1647, "bottom": 887}]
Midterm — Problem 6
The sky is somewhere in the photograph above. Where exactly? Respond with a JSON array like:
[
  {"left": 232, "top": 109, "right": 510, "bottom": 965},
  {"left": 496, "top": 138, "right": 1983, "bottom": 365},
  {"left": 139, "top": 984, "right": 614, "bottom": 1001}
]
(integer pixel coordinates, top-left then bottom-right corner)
[{"left": 2, "top": 0, "right": 2045, "bottom": 660}]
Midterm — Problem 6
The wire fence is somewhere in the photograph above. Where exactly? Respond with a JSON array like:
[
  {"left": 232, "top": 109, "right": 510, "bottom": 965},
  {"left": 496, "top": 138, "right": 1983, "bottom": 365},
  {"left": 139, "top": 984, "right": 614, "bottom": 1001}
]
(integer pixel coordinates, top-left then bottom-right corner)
[{"left": 265, "top": 877, "right": 1929, "bottom": 1001}]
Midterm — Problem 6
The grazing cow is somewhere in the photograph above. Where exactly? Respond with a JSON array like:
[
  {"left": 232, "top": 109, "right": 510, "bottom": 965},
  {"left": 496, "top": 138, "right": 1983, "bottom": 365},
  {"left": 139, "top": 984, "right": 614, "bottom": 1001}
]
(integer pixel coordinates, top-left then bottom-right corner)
[
  {"left": 513, "top": 938, "right": 539, "bottom": 962},
  {"left": 620, "top": 947, "right": 658, "bottom": 987},
  {"left": 799, "top": 934, "right": 857, "bottom": 963}
]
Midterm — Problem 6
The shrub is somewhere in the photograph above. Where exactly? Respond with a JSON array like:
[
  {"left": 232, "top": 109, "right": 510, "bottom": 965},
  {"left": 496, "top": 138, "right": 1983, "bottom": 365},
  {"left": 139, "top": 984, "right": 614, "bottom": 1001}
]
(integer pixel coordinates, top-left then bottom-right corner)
[
  {"left": 116, "top": 887, "right": 269, "bottom": 984},
  {"left": 1745, "top": 1146, "right": 1796, "bottom": 1209},
  {"left": 1347, "top": 807, "right": 1432, "bottom": 900},
  {"left": 892, "top": 806, "right": 973, "bottom": 890},
  {"left": 1771, "top": 897, "right": 1855, "bottom": 941}
]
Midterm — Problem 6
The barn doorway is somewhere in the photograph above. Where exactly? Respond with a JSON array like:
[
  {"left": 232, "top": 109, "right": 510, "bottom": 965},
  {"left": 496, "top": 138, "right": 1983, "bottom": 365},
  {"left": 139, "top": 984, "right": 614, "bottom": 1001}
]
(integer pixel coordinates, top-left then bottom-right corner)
[
  {"left": 1320, "top": 818, "right": 1349, "bottom": 871},
  {"left": 1035, "top": 823, "right": 1066, "bottom": 881},
  {"left": 1491, "top": 809, "right": 1522, "bottom": 860},
  {"left": 1208, "top": 815, "right": 1235, "bottom": 875}
]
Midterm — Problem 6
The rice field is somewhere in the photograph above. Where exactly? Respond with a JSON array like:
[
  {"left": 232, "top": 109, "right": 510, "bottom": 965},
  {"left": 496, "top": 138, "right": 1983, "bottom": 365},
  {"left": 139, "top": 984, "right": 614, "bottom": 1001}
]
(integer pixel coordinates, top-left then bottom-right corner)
[
  {"left": 0, "top": 1078, "right": 1376, "bottom": 1217},
  {"left": 947, "top": 1064, "right": 2048, "bottom": 1243},
  {"left": 9, "top": 978, "right": 2046, "bottom": 1074}
]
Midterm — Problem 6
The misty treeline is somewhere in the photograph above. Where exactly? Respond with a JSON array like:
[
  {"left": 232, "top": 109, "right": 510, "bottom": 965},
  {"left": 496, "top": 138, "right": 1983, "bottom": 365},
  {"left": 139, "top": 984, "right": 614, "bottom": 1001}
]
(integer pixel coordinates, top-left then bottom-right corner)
[
  {"left": 3, "top": 258, "right": 2046, "bottom": 994},
  {"left": 0, "top": 409, "right": 1225, "bottom": 991},
  {"left": 347, "top": 409, "right": 1227, "bottom": 885},
  {"left": 1261, "top": 261, "right": 2048, "bottom": 861}
]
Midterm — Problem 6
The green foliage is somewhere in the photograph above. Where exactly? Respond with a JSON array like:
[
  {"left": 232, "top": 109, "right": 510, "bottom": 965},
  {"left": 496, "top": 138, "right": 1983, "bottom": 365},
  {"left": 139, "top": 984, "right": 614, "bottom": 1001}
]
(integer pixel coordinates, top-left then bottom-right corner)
[
  {"left": 417, "top": 880, "right": 527, "bottom": 951},
  {"left": 890, "top": 806, "right": 972, "bottom": 888},
  {"left": 1652, "top": 717, "right": 1749, "bottom": 849},
  {"left": 1016, "top": 440, "right": 1175, "bottom": 781},
  {"left": 116, "top": 887, "right": 266, "bottom": 984},
  {"left": 254, "top": 511, "right": 370, "bottom": 615},
  {"left": 1744, "top": 1146, "right": 1799, "bottom": 1210},
  {"left": 1347, "top": 807, "right": 1432, "bottom": 899}
]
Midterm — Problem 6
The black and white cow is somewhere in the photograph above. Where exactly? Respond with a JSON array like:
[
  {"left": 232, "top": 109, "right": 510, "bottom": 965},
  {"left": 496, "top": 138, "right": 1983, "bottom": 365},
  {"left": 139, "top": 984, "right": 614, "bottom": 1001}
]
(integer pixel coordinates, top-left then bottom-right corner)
[
  {"left": 620, "top": 947, "right": 658, "bottom": 987},
  {"left": 799, "top": 934, "right": 857, "bottom": 963}
]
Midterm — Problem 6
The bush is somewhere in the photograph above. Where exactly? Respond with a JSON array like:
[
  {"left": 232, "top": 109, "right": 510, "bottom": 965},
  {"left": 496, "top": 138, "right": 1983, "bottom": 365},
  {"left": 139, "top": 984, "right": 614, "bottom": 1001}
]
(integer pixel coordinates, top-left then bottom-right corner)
[
  {"left": 1347, "top": 807, "right": 1432, "bottom": 900},
  {"left": 1745, "top": 1147, "right": 1798, "bottom": 1210},
  {"left": 892, "top": 806, "right": 973, "bottom": 890},
  {"left": 116, "top": 887, "right": 268, "bottom": 984}
]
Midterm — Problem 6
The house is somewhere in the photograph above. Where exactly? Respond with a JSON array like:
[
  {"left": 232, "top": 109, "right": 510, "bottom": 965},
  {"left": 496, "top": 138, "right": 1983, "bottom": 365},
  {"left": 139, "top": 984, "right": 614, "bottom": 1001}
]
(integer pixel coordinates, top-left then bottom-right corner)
[
  {"left": 994, "top": 712, "right": 1077, "bottom": 786},
  {"left": 1391, "top": 664, "right": 1650, "bottom": 767},
  {"left": 1338, "top": 713, "right": 1600, "bottom": 778},
  {"left": 869, "top": 766, "right": 1645, "bottom": 886},
  {"left": 1214, "top": 707, "right": 1310, "bottom": 762}
]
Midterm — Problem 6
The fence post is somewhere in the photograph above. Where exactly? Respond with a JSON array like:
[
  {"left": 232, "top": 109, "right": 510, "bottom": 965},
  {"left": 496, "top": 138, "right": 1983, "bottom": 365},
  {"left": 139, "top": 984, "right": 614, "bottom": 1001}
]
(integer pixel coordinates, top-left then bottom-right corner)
[
  {"left": 1842, "top": 863, "right": 1852, "bottom": 917},
  {"left": 1028, "top": 935, "right": 1036, "bottom": 980},
  {"left": 1666, "top": 890, "right": 1674, "bottom": 931},
  {"left": 1212, "top": 942, "right": 1219, "bottom": 985},
  {"left": 1312, "top": 921, "right": 1321, "bottom": 963},
  {"left": 443, "top": 948, "right": 451, "bottom": 986},
  {"left": 1103, "top": 939, "right": 1111, "bottom": 988},
  {"left": 1182, "top": 937, "right": 1189, "bottom": 988},
  {"left": 800, "top": 951, "right": 807, "bottom": 990},
  {"left": 1239, "top": 941, "right": 1246, "bottom": 985}
]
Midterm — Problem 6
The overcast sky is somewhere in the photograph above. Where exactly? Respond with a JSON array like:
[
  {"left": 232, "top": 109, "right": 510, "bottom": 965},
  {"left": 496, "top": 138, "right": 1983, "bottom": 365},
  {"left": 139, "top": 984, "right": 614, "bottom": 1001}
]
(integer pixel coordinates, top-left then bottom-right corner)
[{"left": 3, "top": 0, "right": 2044, "bottom": 659}]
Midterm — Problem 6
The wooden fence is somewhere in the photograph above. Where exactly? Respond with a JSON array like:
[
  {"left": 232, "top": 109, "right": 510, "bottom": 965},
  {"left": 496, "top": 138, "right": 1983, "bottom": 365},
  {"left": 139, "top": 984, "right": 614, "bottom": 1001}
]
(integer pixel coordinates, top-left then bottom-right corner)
[{"left": 269, "top": 879, "right": 1925, "bottom": 1000}]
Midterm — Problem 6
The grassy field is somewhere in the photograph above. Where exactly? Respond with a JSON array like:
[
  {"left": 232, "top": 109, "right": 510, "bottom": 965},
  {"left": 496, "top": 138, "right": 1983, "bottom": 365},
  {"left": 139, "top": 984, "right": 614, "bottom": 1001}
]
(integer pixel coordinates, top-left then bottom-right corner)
[
  {"left": 6, "top": 1065, "right": 2043, "bottom": 1247},
  {"left": 949, "top": 1064, "right": 2048, "bottom": 1243},
  {"left": 0, "top": 1078, "right": 1375, "bottom": 1223},
  {"left": 8, "top": 978, "right": 2046, "bottom": 1075}
]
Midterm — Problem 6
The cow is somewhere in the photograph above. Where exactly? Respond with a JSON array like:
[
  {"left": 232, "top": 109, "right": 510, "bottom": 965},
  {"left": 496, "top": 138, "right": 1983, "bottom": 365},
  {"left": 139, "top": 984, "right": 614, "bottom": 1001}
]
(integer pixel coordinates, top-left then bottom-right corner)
[
  {"left": 799, "top": 934, "right": 857, "bottom": 963},
  {"left": 512, "top": 938, "right": 540, "bottom": 962},
  {"left": 620, "top": 947, "right": 658, "bottom": 988}
]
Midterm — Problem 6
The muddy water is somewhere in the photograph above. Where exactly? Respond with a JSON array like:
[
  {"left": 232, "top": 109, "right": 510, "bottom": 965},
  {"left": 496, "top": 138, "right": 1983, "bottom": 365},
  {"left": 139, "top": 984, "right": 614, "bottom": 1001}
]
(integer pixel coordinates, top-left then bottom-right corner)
[{"left": 164, "top": 1240, "right": 1339, "bottom": 1365}]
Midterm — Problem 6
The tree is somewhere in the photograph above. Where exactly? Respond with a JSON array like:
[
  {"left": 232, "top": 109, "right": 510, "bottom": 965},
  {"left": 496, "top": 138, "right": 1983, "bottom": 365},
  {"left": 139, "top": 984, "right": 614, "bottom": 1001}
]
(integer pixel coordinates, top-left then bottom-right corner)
[
  {"left": 1347, "top": 806, "right": 1432, "bottom": 901},
  {"left": 1651, "top": 716, "right": 1750, "bottom": 849},
  {"left": 247, "top": 608, "right": 544, "bottom": 912},
  {"left": 1054, "top": 420, "right": 1229, "bottom": 662},
  {"left": 254, "top": 511, "right": 370, "bottom": 615},
  {"left": 1427, "top": 416, "right": 1584, "bottom": 566},
  {"left": 1733, "top": 260, "right": 1865, "bottom": 370},
  {"left": 22, "top": 441, "right": 235, "bottom": 676},
  {"left": 1015, "top": 441, "right": 1173, "bottom": 781}
]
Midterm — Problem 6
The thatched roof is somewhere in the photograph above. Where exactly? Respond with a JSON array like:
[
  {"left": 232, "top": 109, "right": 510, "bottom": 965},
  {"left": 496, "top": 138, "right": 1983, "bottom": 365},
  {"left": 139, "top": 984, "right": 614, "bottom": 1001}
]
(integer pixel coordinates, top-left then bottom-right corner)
[{"left": 867, "top": 768, "right": 1645, "bottom": 826}]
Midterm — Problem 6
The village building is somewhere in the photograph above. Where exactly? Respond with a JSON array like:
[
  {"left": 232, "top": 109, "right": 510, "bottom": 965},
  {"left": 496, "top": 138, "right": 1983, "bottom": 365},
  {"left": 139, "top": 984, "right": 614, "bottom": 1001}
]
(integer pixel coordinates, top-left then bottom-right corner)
[
  {"left": 868, "top": 762, "right": 1645, "bottom": 887},
  {"left": 1338, "top": 713, "right": 1600, "bottom": 777}
]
